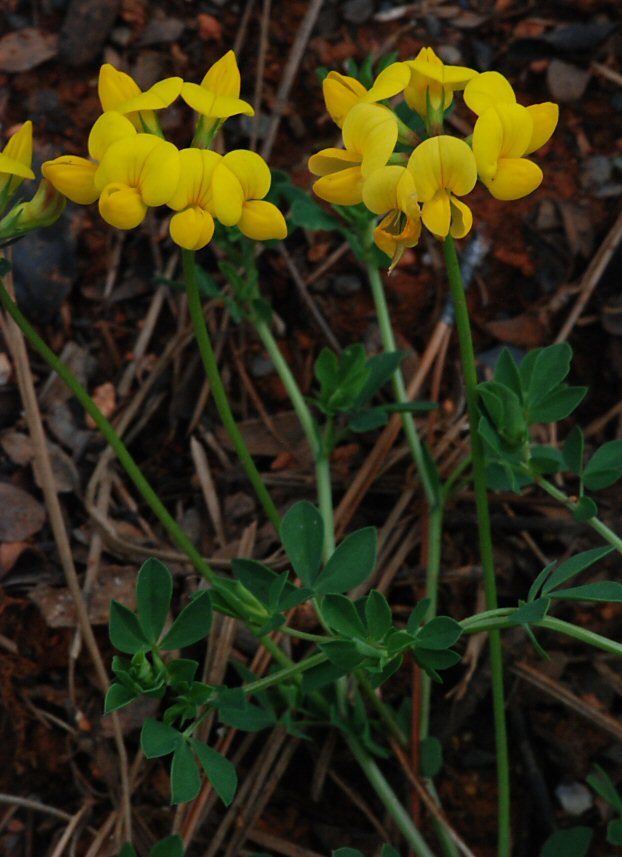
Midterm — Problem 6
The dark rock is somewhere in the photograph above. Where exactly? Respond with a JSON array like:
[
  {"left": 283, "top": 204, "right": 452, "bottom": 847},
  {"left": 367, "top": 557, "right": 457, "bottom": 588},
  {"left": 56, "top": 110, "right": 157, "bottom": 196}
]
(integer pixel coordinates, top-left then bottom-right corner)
[
  {"left": 140, "top": 15, "right": 185, "bottom": 47},
  {"left": 342, "top": 0, "right": 374, "bottom": 24},
  {"left": 12, "top": 210, "right": 77, "bottom": 324},
  {"left": 59, "top": 0, "right": 120, "bottom": 67},
  {"left": 334, "top": 274, "right": 361, "bottom": 295}
]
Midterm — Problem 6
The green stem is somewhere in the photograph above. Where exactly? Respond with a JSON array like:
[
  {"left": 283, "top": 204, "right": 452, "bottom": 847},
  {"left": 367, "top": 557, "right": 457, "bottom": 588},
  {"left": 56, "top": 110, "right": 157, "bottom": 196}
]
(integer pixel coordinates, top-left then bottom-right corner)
[
  {"left": 443, "top": 236, "right": 510, "bottom": 855},
  {"left": 316, "top": 450, "right": 335, "bottom": 562},
  {"left": 346, "top": 732, "right": 435, "bottom": 857},
  {"left": 419, "top": 505, "right": 443, "bottom": 741},
  {"left": 355, "top": 669, "right": 408, "bottom": 748},
  {"left": 0, "top": 277, "right": 217, "bottom": 585},
  {"left": 254, "top": 317, "right": 319, "bottom": 455},
  {"left": 242, "top": 651, "right": 327, "bottom": 696},
  {"left": 366, "top": 262, "right": 437, "bottom": 509},
  {"left": 461, "top": 608, "right": 622, "bottom": 658},
  {"left": 534, "top": 475, "right": 622, "bottom": 554},
  {"left": 183, "top": 250, "right": 281, "bottom": 533}
]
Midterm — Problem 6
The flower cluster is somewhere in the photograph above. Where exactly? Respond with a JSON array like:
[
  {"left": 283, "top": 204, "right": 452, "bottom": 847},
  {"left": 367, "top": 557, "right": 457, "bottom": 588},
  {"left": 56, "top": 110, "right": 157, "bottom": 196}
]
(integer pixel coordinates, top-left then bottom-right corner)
[
  {"left": 42, "top": 52, "right": 287, "bottom": 250},
  {"left": 309, "top": 48, "right": 558, "bottom": 269}
]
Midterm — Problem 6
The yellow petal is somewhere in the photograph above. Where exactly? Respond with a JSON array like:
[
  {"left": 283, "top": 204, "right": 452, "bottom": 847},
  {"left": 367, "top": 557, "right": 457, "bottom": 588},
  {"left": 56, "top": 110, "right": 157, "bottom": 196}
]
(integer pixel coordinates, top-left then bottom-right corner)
[
  {"left": 212, "top": 161, "right": 244, "bottom": 225},
  {"left": 111, "top": 76, "right": 183, "bottom": 114},
  {"left": 362, "top": 165, "right": 406, "bottom": 214},
  {"left": 220, "top": 150, "right": 271, "bottom": 200},
  {"left": 41, "top": 156, "right": 99, "bottom": 204},
  {"left": 0, "top": 151, "right": 34, "bottom": 182},
  {"left": 312, "top": 167, "right": 363, "bottom": 205},
  {"left": 323, "top": 73, "right": 366, "bottom": 126},
  {"left": 421, "top": 190, "right": 451, "bottom": 237},
  {"left": 201, "top": 50, "right": 242, "bottom": 99},
  {"left": 342, "top": 103, "right": 397, "bottom": 177},
  {"left": 3, "top": 121, "right": 33, "bottom": 173},
  {"left": 180, "top": 82, "right": 254, "bottom": 119},
  {"left": 472, "top": 107, "right": 503, "bottom": 182},
  {"left": 525, "top": 102, "right": 559, "bottom": 154},
  {"left": 482, "top": 157, "right": 543, "bottom": 200},
  {"left": 95, "top": 135, "right": 180, "bottom": 206},
  {"left": 99, "top": 182, "right": 147, "bottom": 228},
  {"left": 238, "top": 200, "right": 287, "bottom": 240},
  {"left": 308, "top": 147, "right": 361, "bottom": 176},
  {"left": 168, "top": 148, "right": 222, "bottom": 211},
  {"left": 88, "top": 111, "right": 136, "bottom": 162},
  {"left": 409, "top": 54, "right": 476, "bottom": 89},
  {"left": 170, "top": 205, "right": 215, "bottom": 250},
  {"left": 98, "top": 64, "right": 141, "bottom": 112},
  {"left": 366, "top": 62, "right": 411, "bottom": 101},
  {"left": 139, "top": 139, "right": 180, "bottom": 206},
  {"left": 408, "top": 136, "right": 477, "bottom": 201},
  {"left": 463, "top": 71, "right": 515, "bottom": 115},
  {"left": 495, "top": 103, "right": 533, "bottom": 158},
  {"left": 373, "top": 223, "right": 398, "bottom": 260},
  {"left": 449, "top": 196, "right": 473, "bottom": 239}
]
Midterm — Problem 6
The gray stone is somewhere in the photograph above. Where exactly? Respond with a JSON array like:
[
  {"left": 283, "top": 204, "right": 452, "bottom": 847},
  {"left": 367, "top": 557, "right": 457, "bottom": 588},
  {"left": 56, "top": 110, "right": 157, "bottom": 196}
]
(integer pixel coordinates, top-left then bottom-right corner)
[
  {"left": 334, "top": 274, "right": 361, "bottom": 295},
  {"left": 342, "top": 0, "right": 374, "bottom": 24}
]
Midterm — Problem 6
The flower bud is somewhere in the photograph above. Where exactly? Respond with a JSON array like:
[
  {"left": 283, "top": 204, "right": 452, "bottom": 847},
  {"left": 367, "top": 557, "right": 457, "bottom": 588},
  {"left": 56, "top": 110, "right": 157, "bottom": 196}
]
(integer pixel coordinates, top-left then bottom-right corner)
[{"left": 0, "top": 180, "right": 65, "bottom": 243}]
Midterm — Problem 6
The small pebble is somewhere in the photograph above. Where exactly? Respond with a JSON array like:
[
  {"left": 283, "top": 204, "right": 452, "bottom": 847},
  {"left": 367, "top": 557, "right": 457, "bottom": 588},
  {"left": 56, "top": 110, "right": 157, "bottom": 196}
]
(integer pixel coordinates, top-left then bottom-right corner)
[
  {"left": 334, "top": 274, "right": 362, "bottom": 295},
  {"left": 555, "top": 781, "right": 593, "bottom": 816},
  {"left": 250, "top": 355, "right": 275, "bottom": 378},
  {"left": 581, "top": 154, "right": 612, "bottom": 189},
  {"left": 342, "top": 0, "right": 374, "bottom": 24}
]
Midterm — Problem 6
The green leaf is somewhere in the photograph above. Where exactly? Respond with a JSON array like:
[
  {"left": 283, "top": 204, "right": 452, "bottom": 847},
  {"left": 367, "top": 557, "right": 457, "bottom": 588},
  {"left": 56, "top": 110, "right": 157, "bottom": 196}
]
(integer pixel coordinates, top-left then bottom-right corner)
[
  {"left": 583, "top": 439, "right": 622, "bottom": 490},
  {"left": 512, "top": 598, "right": 550, "bottom": 625},
  {"left": 332, "top": 849, "right": 364, "bottom": 857},
  {"left": 420, "top": 736, "right": 443, "bottom": 778},
  {"left": 150, "top": 835, "right": 184, "bottom": 857},
  {"left": 365, "top": 590, "right": 393, "bottom": 640},
  {"left": 319, "top": 640, "right": 366, "bottom": 671},
  {"left": 136, "top": 558, "right": 172, "bottom": 643},
  {"left": 281, "top": 501, "right": 324, "bottom": 587},
  {"left": 542, "top": 546, "right": 613, "bottom": 595},
  {"left": 382, "top": 401, "right": 438, "bottom": 414},
  {"left": 529, "top": 445, "right": 564, "bottom": 475},
  {"left": 573, "top": 496, "right": 598, "bottom": 521},
  {"left": 526, "top": 385, "right": 587, "bottom": 425},
  {"left": 353, "top": 351, "right": 406, "bottom": 408},
  {"left": 607, "top": 818, "right": 622, "bottom": 845},
  {"left": 494, "top": 348, "right": 522, "bottom": 397},
  {"left": 539, "top": 827, "right": 592, "bottom": 857},
  {"left": 527, "top": 562, "right": 557, "bottom": 603},
  {"left": 104, "top": 683, "right": 137, "bottom": 713},
  {"left": 167, "top": 659, "right": 199, "bottom": 687},
  {"left": 322, "top": 594, "right": 367, "bottom": 638},
  {"left": 301, "top": 659, "right": 348, "bottom": 691},
  {"left": 218, "top": 701, "right": 276, "bottom": 732},
  {"left": 315, "top": 527, "right": 377, "bottom": 594},
  {"left": 109, "top": 600, "right": 150, "bottom": 655},
  {"left": 141, "top": 718, "right": 182, "bottom": 758},
  {"left": 348, "top": 408, "right": 389, "bottom": 433},
  {"left": 232, "top": 558, "right": 280, "bottom": 607},
  {"left": 170, "top": 741, "right": 201, "bottom": 804},
  {"left": 289, "top": 195, "right": 340, "bottom": 231},
  {"left": 191, "top": 739, "right": 237, "bottom": 806},
  {"left": 563, "top": 425, "right": 584, "bottom": 474},
  {"left": 524, "top": 343, "right": 572, "bottom": 403},
  {"left": 550, "top": 581, "right": 622, "bottom": 602},
  {"left": 416, "top": 616, "right": 462, "bottom": 650},
  {"left": 380, "top": 847, "right": 400, "bottom": 857},
  {"left": 407, "top": 599, "right": 431, "bottom": 634},
  {"left": 159, "top": 591, "right": 212, "bottom": 650},
  {"left": 119, "top": 845, "right": 138, "bottom": 857},
  {"left": 586, "top": 764, "right": 622, "bottom": 815}
]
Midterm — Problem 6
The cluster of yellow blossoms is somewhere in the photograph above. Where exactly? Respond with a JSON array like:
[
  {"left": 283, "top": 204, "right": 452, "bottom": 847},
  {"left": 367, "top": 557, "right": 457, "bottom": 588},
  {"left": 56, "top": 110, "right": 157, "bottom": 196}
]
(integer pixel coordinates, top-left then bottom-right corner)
[
  {"left": 309, "top": 47, "right": 559, "bottom": 268},
  {"left": 39, "top": 52, "right": 287, "bottom": 250}
]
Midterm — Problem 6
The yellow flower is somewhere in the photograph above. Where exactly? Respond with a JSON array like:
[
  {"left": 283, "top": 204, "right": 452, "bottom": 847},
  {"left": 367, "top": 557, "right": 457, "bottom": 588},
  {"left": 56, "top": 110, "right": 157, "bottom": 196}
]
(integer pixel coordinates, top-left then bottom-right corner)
[
  {"left": 167, "top": 148, "right": 222, "bottom": 250},
  {"left": 309, "top": 103, "right": 398, "bottom": 205},
  {"left": 408, "top": 136, "right": 477, "bottom": 238},
  {"left": 211, "top": 150, "right": 287, "bottom": 240},
  {"left": 463, "top": 71, "right": 558, "bottom": 200},
  {"left": 181, "top": 51, "right": 254, "bottom": 146},
  {"left": 94, "top": 134, "right": 180, "bottom": 229},
  {"left": 42, "top": 112, "right": 136, "bottom": 205},
  {"left": 323, "top": 62, "right": 410, "bottom": 127},
  {"left": 98, "top": 64, "right": 182, "bottom": 134},
  {"left": 405, "top": 47, "right": 477, "bottom": 123},
  {"left": 0, "top": 121, "right": 35, "bottom": 211},
  {"left": 362, "top": 166, "right": 421, "bottom": 270}
]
